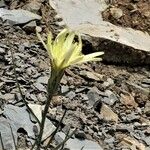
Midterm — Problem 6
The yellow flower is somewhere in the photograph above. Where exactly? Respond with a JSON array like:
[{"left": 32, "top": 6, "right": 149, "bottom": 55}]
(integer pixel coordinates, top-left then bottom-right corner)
[{"left": 36, "top": 28, "right": 104, "bottom": 70}]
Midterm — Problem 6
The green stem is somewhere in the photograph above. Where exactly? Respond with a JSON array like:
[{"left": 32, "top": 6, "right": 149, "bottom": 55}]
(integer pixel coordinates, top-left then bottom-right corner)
[{"left": 36, "top": 68, "right": 64, "bottom": 150}]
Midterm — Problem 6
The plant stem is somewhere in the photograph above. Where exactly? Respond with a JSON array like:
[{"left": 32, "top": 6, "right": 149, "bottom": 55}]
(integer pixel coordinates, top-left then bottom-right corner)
[{"left": 36, "top": 68, "right": 64, "bottom": 150}]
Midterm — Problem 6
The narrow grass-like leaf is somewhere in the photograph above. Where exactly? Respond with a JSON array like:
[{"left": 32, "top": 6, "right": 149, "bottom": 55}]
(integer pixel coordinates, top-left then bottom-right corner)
[
  {"left": 0, "top": 132, "right": 5, "bottom": 150},
  {"left": 60, "top": 127, "right": 71, "bottom": 150},
  {"left": 80, "top": 146, "right": 84, "bottom": 150},
  {"left": 9, "top": 124, "right": 17, "bottom": 150},
  {"left": 45, "top": 110, "right": 67, "bottom": 150},
  {"left": 53, "top": 128, "right": 77, "bottom": 150},
  {"left": 10, "top": 48, "right": 40, "bottom": 125}
]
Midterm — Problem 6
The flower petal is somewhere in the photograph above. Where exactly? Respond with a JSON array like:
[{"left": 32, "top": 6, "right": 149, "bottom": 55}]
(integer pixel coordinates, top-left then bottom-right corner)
[
  {"left": 36, "top": 31, "right": 47, "bottom": 50},
  {"left": 63, "top": 31, "right": 75, "bottom": 52},
  {"left": 69, "top": 35, "right": 82, "bottom": 60},
  {"left": 46, "top": 32, "right": 53, "bottom": 59},
  {"left": 53, "top": 29, "right": 68, "bottom": 59},
  {"left": 65, "top": 55, "right": 84, "bottom": 67},
  {"left": 77, "top": 52, "right": 104, "bottom": 64},
  {"left": 63, "top": 43, "right": 77, "bottom": 65}
]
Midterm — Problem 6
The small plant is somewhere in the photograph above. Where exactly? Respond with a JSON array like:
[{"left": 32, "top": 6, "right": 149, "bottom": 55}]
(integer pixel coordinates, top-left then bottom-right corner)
[{"left": 35, "top": 27, "right": 104, "bottom": 149}]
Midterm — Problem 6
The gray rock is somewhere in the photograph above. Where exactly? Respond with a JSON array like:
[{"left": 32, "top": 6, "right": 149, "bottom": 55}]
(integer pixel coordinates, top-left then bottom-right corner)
[
  {"left": 144, "top": 11, "right": 150, "bottom": 18},
  {"left": 87, "top": 87, "right": 100, "bottom": 107},
  {"left": 55, "top": 133, "right": 64, "bottom": 145},
  {"left": 142, "top": 79, "right": 150, "bottom": 85},
  {"left": 28, "top": 104, "right": 56, "bottom": 140},
  {"left": 79, "top": 70, "right": 103, "bottom": 81},
  {"left": 102, "top": 78, "right": 114, "bottom": 88},
  {"left": 66, "top": 91, "right": 75, "bottom": 99},
  {"left": 1, "top": 105, "right": 35, "bottom": 150},
  {"left": 34, "top": 82, "right": 46, "bottom": 92},
  {"left": 23, "top": 21, "right": 37, "bottom": 33},
  {"left": 127, "top": 82, "right": 149, "bottom": 96},
  {"left": 37, "top": 76, "right": 49, "bottom": 85},
  {"left": 81, "top": 94, "right": 88, "bottom": 101},
  {"left": 75, "top": 130, "right": 86, "bottom": 139},
  {"left": 0, "top": 109, "right": 3, "bottom": 115},
  {"left": 127, "top": 4, "right": 137, "bottom": 10},
  {"left": 127, "top": 112, "right": 140, "bottom": 121},
  {"left": 0, "top": 118, "right": 16, "bottom": 150},
  {"left": 1, "top": 93, "right": 15, "bottom": 101},
  {"left": 0, "top": 47, "right": 5, "bottom": 54},
  {"left": 141, "top": 84, "right": 150, "bottom": 88},
  {"left": 75, "top": 86, "right": 88, "bottom": 93},
  {"left": 55, "top": 132, "right": 103, "bottom": 150},
  {"left": 103, "top": 90, "right": 118, "bottom": 105},
  {"left": 104, "top": 137, "right": 115, "bottom": 144},
  {"left": 116, "top": 124, "right": 133, "bottom": 133},
  {"left": 0, "top": 8, "right": 41, "bottom": 25},
  {"left": 141, "top": 78, "right": 150, "bottom": 88},
  {"left": 145, "top": 128, "right": 150, "bottom": 136},
  {"left": 15, "top": 93, "right": 22, "bottom": 101},
  {"left": 61, "top": 85, "right": 69, "bottom": 93},
  {"left": 144, "top": 136, "right": 150, "bottom": 146},
  {"left": 37, "top": 93, "right": 47, "bottom": 102},
  {"left": 0, "top": 82, "right": 4, "bottom": 89},
  {"left": 30, "top": 94, "right": 38, "bottom": 102},
  {"left": 0, "top": 0, "right": 5, "bottom": 7},
  {"left": 144, "top": 101, "right": 150, "bottom": 116},
  {"left": 132, "top": 130, "right": 145, "bottom": 140},
  {"left": 23, "top": 1, "right": 42, "bottom": 13}
]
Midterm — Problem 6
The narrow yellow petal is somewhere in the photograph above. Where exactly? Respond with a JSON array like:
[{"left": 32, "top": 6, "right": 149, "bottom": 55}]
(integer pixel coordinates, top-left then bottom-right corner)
[
  {"left": 36, "top": 31, "right": 47, "bottom": 50},
  {"left": 84, "top": 52, "right": 104, "bottom": 60},
  {"left": 69, "top": 43, "right": 81, "bottom": 60},
  {"left": 67, "top": 35, "right": 82, "bottom": 65},
  {"left": 56, "top": 28, "right": 68, "bottom": 40},
  {"left": 77, "top": 34, "right": 82, "bottom": 53},
  {"left": 53, "top": 29, "right": 68, "bottom": 59},
  {"left": 65, "top": 55, "right": 84, "bottom": 67},
  {"left": 47, "top": 32, "right": 53, "bottom": 50},
  {"left": 76, "top": 52, "right": 104, "bottom": 64},
  {"left": 63, "top": 32, "right": 75, "bottom": 52},
  {"left": 47, "top": 32, "right": 53, "bottom": 59},
  {"left": 63, "top": 43, "right": 76, "bottom": 65}
]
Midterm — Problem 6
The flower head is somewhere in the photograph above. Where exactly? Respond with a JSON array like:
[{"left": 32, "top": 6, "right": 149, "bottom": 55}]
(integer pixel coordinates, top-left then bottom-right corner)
[{"left": 36, "top": 28, "right": 104, "bottom": 70}]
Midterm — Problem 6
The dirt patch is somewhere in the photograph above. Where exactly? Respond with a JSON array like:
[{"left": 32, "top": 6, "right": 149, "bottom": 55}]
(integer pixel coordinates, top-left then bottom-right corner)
[{"left": 103, "top": 0, "right": 150, "bottom": 34}]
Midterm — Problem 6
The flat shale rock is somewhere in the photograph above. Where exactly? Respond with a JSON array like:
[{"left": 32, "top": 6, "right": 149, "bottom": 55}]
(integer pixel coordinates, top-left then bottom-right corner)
[
  {"left": 55, "top": 132, "right": 103, "bottom": 150},
  {"left": 100, "top": 103, "right": 118, "bottom": 123},
  {"left": 49, "top": 0, "right": 150, "bottom": 65},
  {"left": 0, "top": 8, "right": 41, "bottom": 25}
]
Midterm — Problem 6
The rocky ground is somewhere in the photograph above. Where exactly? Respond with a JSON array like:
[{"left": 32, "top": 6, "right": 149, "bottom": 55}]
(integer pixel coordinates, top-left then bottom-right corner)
[
  {"left": 0, "top": 0, "right": 150, "bottom": 150},
  {"left": 103, "top": 0, "right": 150, "bottom": 34}
]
